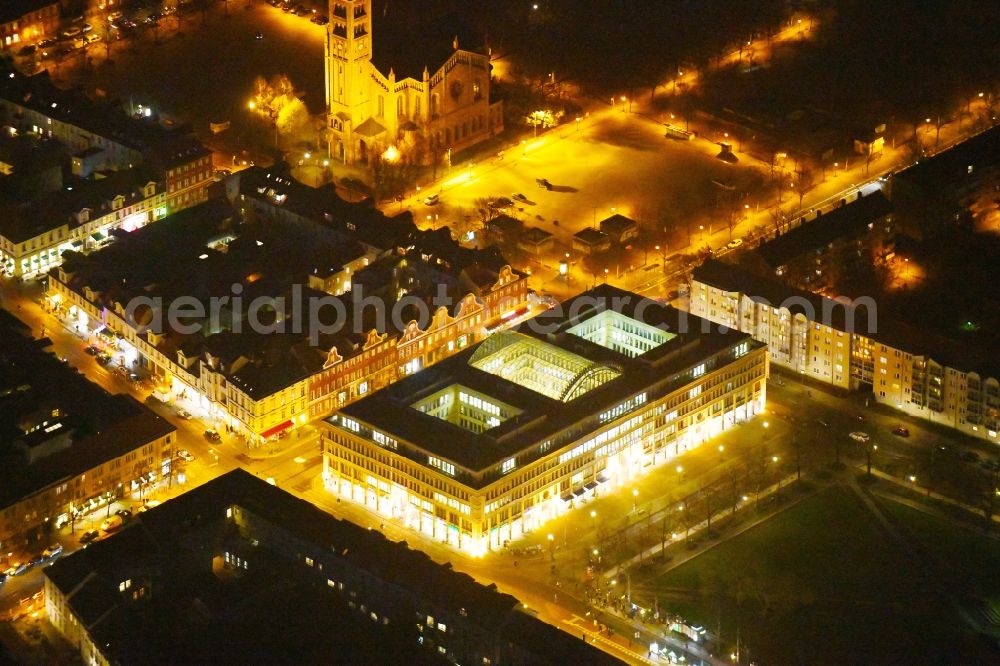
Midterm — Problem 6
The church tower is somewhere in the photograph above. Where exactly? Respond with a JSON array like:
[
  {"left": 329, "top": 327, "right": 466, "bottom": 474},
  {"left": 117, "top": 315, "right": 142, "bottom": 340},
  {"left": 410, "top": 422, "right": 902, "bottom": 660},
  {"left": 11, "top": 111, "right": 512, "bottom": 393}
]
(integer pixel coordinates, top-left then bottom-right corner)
[{"left": 326, "top": 0, "right": 373, "bottom": 162}]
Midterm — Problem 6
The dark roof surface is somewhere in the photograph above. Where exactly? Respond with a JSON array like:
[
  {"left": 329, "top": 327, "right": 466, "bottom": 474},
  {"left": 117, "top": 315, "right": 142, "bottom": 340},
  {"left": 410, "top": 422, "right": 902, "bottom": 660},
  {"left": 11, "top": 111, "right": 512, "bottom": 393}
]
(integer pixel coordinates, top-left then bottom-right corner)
[
  {"left": 754, "top": 190, "right": 892, "bottom": 267},
  {"left": 693, "top": 258, "right": 1000, "bottom": 379},
  {"left": 338, "top": 285, "right": 759, "bottom": 480},
  {"left": 45, "top": 469, "right": 615, "bottom": 665}
]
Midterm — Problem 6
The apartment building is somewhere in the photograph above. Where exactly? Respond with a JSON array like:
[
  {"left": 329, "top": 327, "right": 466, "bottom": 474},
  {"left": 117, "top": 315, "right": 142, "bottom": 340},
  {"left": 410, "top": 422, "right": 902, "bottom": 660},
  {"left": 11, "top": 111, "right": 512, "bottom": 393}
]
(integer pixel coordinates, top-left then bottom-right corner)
[
  {"left": 0, "top": 310, "right": 175, "bottom": 561},
  {"left": 44, "top": 469, "right": 615, "bottom": 665},
  {"left": 322, "top": 286, "right": 767, "bottom": 553},
  {"left": 690, "top": 259, "right": 1000, "bottom": 441}
]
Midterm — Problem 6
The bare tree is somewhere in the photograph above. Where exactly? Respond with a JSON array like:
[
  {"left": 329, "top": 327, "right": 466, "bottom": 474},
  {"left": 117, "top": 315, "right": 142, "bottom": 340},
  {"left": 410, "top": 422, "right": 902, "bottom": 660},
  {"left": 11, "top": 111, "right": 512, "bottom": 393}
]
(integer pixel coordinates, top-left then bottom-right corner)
[{"left": 793, "top": 167, "right": 816, "bottom": 214}]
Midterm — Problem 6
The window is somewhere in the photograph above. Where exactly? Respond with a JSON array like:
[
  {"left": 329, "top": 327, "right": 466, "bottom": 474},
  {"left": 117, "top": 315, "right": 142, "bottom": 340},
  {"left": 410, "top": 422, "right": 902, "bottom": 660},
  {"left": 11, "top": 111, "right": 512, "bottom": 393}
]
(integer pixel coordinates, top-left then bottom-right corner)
[
  {"left": 119, "top": 579, "right": 132, "bottom": 592},
  {"left": 428, "top": 456, "right": 455, "bottom": 476},
  {"left": 692, "top": 364, "right": 705, "bottom": 378},
  {"left": 501, "top": 458, "right": 516, "bottom": 474}
]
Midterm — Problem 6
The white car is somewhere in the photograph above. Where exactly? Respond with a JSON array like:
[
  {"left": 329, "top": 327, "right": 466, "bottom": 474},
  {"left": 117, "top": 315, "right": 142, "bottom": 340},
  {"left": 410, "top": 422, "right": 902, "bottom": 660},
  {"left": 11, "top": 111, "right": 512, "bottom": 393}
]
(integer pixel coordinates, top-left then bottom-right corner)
[
  {"left": 423, "top": 194, "right": 439, "bottom": 206},
  {"left": 177, "top": 449, "right": 195, "bottom": 462},
  {"left": 849, "top": 431, "right": 870, "bottom": 443},
  {"left": 726, "top": 238, "right": 744, "bottom": 250}
]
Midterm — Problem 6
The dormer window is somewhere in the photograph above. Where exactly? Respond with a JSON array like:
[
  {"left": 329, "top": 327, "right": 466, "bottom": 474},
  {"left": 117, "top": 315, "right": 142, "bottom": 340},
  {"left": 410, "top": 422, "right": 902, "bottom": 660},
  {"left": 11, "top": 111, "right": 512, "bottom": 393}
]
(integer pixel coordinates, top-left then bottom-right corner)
[
  {"left": 113, "top": 195, "right": 124, "bottom": 210},
  {"left": 144, "top": 183, "right": 156, "bottom": 197}
]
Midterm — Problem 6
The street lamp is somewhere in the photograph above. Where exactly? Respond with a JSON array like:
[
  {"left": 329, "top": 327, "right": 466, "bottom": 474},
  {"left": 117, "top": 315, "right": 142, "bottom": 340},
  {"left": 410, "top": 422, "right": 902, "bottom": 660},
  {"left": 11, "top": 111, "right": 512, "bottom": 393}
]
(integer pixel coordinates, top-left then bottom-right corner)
[{"left": 631, "top": 488, "right": 639, "bottom": 512}]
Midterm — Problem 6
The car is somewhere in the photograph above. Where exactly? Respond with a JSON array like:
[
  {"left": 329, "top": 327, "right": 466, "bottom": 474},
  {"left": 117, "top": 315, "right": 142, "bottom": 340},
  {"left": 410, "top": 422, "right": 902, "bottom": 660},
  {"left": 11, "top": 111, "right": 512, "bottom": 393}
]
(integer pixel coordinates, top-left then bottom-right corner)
[
  {"left": 79, "top": 530, "right": 100, "bottom": 544},
  {"left": 512, "top": 192, "right": 527, "bottom": 202},
  {"left": 17, "top": 45, "right": 37, "bottom": 56},
  {"left": 204, "top": 429, "right": 222, "bottom": 442},
  {"left": 891, "top": 426, "right": 910, "bottom": 437},
  {"left": 536, "top": 178, "right": 553, "bottom": 190},
  {"left": 177, "top": 449, "right": 195, "bottom": 462},
  {"left": 423, "top": 193, "right": 439, "bottom": 206},
  {"left": 128, "top": 372, "right": 141, "bottom": 382},
  {"left": 266, "top": 0, "right": 281, "bottom": 6},
  {"left": 0, "top": 571, "right": 7, "bottom": 585},
  {"left": 849, "top": 431, "right": 870, "bottom": 443},
  {"left": 255, "top": 31, "right": 264, "bottom": 40},
  {"left": 42, "top": 544, "right": 64, "bottom": 559},
  {"left": 311, "top": 15, "right": 329, "bottom": 24},
  {"left": 83, "top": 33, "right": 99, "bottom": 44},
  {"left": 9, "top": 562, "right": 29, "bottom": 576},
  {"left": 959, "top": 450, "right": 981, "bottom": 464},
  {"left": 29, "top": 554, "right": 46, "bottom": 568},
  {"left": 145, "top": 395, "right": 163, "bottom": 406},
  {"left": 281, "top": 2, "right": 294, "bottom": 12},
  {"left": 116, "top": 509, "right": 132, "bottom": 522},
  {"left": 61, "top": 26, "right": 82, "bottom": 38},
  {"left": 100, "top": 515, "right": 123, "bottom": 533},
  {"left": 176, "top": 409, "right": 192, "bottom": 420},
  {"left": 81, "top": 23, "right": 92, "bottom": 33},
  {"left": 136, "top": 499, "right": 161, "bottom": 514},
  {"left": 109, "top": 10, "right": 122, "bottom": 21},
  {"left": 726, "top": 238, "right": 744, "bottom": 250},
  {"left": 492, "top": 196, "right": 514, "bottom": 208},
  {"left": 295, "top": 6, "right": 312, "bottom": 16},
  {"left": 84, "top": 345, "right": 98, "bottom": 355},
  {"left": 97, "top": 353, "right": 112, "bottom": 366},
  {"left": 38, "top": 38, "right": 57, "bottom": 48}
]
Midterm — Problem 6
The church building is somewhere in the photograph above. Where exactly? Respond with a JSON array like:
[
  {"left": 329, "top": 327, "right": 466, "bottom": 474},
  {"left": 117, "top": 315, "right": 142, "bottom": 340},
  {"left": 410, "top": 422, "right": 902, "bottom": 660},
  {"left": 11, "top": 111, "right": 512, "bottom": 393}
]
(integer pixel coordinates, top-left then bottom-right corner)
[{"left": 325, "top": 0, "right": 503, "bottom": 165}]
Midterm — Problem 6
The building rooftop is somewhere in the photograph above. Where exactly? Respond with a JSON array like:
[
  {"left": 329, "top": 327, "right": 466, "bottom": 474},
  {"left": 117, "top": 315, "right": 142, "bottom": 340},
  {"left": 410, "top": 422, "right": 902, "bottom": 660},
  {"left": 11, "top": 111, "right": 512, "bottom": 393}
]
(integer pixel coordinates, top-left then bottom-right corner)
[
  {"left": 0, "top": 310, "right": 175, "bottom": 508},
  {"left": 0, "top": 69, "right": 194, "bottom": 156},
  {"left": 573, "top": 227, "right": 609, "bottom": 245},
  {"left": 753, "top": 189, "right": 892, "bottom": 268},
  {"left": 599, "top": 213, "right": 638, "bottom": 236},
  {"left": 0, "top": 164, "right": 161, "bottom": 243},
  {"left": 45, "top": 469, "right": 615, "bottom": 665},
  {"left": 892, "top": 125, "right": 999, "bottom": 193},
  {"left": 693, "top": 258, "right": 1000, "bottom": 379},
  {"left": 334, "top": 285, "right": 759, "bottom": 482}
]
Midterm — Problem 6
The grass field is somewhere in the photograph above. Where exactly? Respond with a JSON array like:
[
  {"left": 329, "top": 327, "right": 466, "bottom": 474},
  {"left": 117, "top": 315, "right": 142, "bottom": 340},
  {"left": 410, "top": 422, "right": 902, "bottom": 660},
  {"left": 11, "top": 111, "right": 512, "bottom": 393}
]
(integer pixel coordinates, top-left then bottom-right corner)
[{"left": 638, "top": 485, "right": 998, "bottom": 664}]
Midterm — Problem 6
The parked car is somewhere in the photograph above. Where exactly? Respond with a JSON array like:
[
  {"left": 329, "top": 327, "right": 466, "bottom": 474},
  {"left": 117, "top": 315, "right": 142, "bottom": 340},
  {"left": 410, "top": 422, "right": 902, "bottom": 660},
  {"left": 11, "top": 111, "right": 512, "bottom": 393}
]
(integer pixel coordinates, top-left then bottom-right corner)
[
  {"left": 17, "top": 45, "right": 36, "bottom": 56},
  {"left": 61, "top": 26, "right": 82, "bottom": 38},
  {"left": 84, "top": 345, "right": 99, "bottom": 355},
  {"left": 726, "top": 238, "right": 744, "bottom": 250},
  {"left": 204, "top": 429, "right": 222, "bottom": 442},
  {"left": 100, "top": 515, "right": 123, "bottom": 533},
  {"left": 891, "top": 425, "right": 910, "bottom": 437},
  {"left": 136, "top": 499, "right": 161, "bottom": 514},
  {"left": 423, "top": 193, "right": 439, "bottom": 206},
  {"left": 79, "top": 530, "right": 100, "bottom": 544},
  {"left": 97, "top": 353, "right": 112, "bottom": 366},
  {"left": 116, "top": 509, "right": 132, "bottom": 522},
  {"left": 491, "top": 196, "right": 514, "bottom": 209},
  {"left": 43, "top": 544, "right": 64, "bottom": 559},
  {"left": 511, "top": 192, "right": 528, "bottom": 202},
  {"left": 311, "top": 14, "right": 329, "bottom": 24},
  {"left": 536, "top": 178, "right": 553, "bottom": 190},
  {"left": 29, "top": 554, "right": 46, "bottom": 568},
  {"left": 177, "top": 449, "right": 195, "bottom": 462},
  {"left": 849, "top": 431, "right": 870, "bottom": 443},
  {"left": 255, "top": 30, "right": 264, "bottom": 40},
  {"left": 0, "top": 571, "right": 7, "bottom": 585},
  {"left": 960, "top": 450, "right": 981, "bottom": 464},
  {"left": 176, "top": 409, "right": 192, "bottom": 420},
  {"left": 8, "top": 562, "right": 29, "bottom": 576}
]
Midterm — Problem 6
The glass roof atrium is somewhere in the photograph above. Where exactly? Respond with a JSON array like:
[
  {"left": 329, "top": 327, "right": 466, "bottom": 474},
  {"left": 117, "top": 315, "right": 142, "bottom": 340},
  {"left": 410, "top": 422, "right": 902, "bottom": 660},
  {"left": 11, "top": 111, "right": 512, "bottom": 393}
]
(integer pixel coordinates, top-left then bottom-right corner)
[
  {"left": 566, "top": 310, "right": 675, "bottom": 358},
  {"left": 468, "top": 332, "right": 621, "bottom": 402},
  {"left": 411, "top": 384, "right": 522, "bottom": 434}
]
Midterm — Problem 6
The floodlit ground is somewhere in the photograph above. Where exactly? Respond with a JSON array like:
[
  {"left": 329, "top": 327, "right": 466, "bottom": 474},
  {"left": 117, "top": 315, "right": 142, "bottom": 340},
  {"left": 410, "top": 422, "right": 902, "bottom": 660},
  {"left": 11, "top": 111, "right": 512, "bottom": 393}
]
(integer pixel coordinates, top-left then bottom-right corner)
[
  {"left": 424, "top": 109, "right": 764, "bottom": 252},
  {"left": 638, "top": 486, "right": 997, "bottom": 664}
]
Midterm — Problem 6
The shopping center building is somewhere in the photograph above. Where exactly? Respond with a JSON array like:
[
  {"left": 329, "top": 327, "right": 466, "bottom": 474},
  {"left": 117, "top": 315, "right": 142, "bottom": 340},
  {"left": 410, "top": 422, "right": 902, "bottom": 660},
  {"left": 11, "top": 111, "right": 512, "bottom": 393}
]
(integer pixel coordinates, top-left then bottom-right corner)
[{"left": 322, "top": 286, "right": 768, "bottom": 553}]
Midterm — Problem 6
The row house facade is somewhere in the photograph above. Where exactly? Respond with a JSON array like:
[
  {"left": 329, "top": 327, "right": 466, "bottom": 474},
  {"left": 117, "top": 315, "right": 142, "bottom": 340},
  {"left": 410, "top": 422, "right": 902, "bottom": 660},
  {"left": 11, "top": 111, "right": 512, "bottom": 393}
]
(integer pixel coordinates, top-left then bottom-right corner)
[{"left": 691, "top": 259, "right": 1000, "bottom": 442}]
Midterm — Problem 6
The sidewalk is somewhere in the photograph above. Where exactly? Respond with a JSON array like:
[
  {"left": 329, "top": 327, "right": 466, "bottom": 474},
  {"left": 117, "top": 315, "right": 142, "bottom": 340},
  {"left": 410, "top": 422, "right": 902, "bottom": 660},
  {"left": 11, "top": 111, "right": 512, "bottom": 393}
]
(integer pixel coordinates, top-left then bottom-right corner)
[{"left": 604, "top": 472, "right": 805, "bottom": 578}]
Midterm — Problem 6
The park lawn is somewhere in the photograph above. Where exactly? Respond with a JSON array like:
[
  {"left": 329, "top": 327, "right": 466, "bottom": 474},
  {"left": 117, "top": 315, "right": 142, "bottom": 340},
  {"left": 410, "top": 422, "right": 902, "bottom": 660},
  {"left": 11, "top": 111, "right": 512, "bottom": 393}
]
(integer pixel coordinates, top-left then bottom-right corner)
[
  {"left": 646, "top": 485, "right": 993, "bottom": 664},
  {"left": 883, "top": 497, "right": 1000, "bottom": 601}
]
